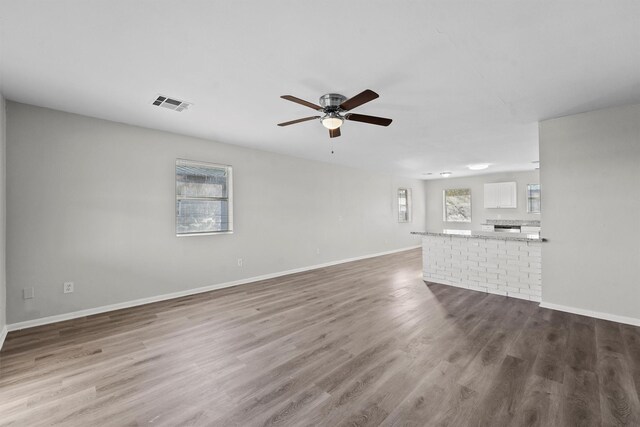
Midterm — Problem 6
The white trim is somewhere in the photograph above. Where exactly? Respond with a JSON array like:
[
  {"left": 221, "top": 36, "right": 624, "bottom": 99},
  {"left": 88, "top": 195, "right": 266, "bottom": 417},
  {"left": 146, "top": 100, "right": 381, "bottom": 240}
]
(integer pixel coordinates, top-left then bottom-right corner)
[
  {"left": 0, "top": 325, "right": 7, "bottom": 351},
  {"left": 7, "top": 245, "right": 421, "bottom": 332},
  {"left": 539, "top": 301, "right": 640, "bottom": 327}
]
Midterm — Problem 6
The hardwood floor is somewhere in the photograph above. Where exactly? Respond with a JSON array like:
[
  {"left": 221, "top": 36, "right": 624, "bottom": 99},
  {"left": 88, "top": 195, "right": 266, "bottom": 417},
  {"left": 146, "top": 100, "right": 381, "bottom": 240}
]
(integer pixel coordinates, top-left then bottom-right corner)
[{"left": 1, "top": 248, "right": 639, "bottom": 426}]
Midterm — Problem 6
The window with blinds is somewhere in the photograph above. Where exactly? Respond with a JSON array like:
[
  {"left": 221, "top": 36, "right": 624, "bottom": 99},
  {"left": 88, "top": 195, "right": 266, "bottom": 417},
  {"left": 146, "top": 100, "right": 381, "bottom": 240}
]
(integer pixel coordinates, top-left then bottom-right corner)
[
  {"left": 527, "top": 184, "right": 541, "bottom": 213},
  {"left": 176, "top": 159, "right": 233, "bottom": 236},
  {"left": 398, "top": 188, "right": 412, "bottom": 222}
]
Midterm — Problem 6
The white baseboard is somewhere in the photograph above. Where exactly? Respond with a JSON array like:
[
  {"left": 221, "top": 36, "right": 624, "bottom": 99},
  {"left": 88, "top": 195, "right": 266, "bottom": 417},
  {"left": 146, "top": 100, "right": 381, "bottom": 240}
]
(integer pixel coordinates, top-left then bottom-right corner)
[
  {"left": 0, "top": 325, "right": 7, "bottom": 351},
  {"left": 7, "top": 245, "right": 421, "bottom": 332},
  {"left": 539, "top": 301, "right": 640, "bottom": 327}
]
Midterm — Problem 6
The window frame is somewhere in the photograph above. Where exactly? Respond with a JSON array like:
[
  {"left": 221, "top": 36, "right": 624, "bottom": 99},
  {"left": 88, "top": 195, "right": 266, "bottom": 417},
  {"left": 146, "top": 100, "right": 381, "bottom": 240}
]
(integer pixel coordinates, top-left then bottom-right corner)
[
  {"left": 175, "top": 159, "right": 234, "bottom": 237},
  {"left": 398, "top": 188, "right": 412, "bottom": 223},
  {"left": 526, "top": 183, "right": 541, "bottom": 214},
  {"left": 443, "top": 188, "right": 472, "bottom": 223}
]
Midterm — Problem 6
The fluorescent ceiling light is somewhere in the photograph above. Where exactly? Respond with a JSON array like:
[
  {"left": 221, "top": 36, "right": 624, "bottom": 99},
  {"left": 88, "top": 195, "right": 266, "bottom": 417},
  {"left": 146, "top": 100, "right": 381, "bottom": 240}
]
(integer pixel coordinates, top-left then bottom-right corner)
[
  {"left": 440, "top": 171, "right": 452, "bottom": 177},
  {"left": 467, "top": 163, "right": 490, "bottom": 170}
]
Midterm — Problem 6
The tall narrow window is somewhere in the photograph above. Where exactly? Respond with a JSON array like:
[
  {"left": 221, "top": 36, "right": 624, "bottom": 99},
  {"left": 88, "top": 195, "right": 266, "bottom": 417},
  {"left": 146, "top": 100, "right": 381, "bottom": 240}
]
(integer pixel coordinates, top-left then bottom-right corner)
[
  {"left": 527, "top": 184, "right": 541, "bottom": 213},
  {"left": 398, "top": 188, "right": 412, "bottom": 222},
  {"left": 176, "top": 159, "right": 233, "bottom": 236},
  {"left": 443, "top": 188, "right": 471, "bottom": 222}
]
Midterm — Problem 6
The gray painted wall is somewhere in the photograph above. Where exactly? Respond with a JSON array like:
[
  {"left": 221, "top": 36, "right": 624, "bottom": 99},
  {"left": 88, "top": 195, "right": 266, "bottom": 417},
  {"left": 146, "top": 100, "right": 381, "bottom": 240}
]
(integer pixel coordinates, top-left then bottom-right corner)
[
  {"left": 6, "top": 102, "right": 425, "bottom": 324},
  {"left": 423, "top": 170, "right": 540, "bottom": 232},
  {"left": 540, "top": 103, "right": 640, "bottom": 322},
  {"left": 0, "top": 95, "right": 6, "bottom": 338}
]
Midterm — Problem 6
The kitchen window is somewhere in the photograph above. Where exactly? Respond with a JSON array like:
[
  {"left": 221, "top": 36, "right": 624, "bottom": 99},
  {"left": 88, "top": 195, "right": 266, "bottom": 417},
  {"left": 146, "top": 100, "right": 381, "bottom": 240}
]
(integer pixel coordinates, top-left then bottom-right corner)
[
  {"left": 527, "top": 184, "right": 541, "bottom": 213},
  {"left": 398, "top": 188, "right": 412, "bottom": 222},
  {"left": 176, "top": 159, "right": 233, "bottom": 236},
  {"left": 443, "top": 188, "right": 471, "bottom": 222}
]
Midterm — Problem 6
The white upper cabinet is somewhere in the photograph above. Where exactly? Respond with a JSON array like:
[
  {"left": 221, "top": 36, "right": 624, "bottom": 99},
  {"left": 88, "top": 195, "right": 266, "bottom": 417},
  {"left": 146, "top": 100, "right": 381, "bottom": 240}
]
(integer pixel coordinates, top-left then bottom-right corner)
[{"left": 484, "top": 182, "right": 517, "bottom": 208}]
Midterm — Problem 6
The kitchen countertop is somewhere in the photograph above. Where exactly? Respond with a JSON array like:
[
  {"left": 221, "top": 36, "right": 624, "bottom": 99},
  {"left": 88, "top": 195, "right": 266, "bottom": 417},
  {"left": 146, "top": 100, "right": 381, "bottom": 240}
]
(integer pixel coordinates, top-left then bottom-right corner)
[{"left": 411, "top": 230, "right": 546, "bottom": 242}]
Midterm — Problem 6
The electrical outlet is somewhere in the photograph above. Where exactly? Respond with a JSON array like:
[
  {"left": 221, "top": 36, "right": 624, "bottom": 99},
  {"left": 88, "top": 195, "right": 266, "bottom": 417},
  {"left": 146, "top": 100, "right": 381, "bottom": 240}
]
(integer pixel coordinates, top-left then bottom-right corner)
[
  {"left": 63, "top": 282, "right": 74, "bottom": 293},
  {"left": 237, "top": 258, "right": 243, "bottom": 267},
  {"left": 23, "top": 287, "right": 35, "bottom": 300}
]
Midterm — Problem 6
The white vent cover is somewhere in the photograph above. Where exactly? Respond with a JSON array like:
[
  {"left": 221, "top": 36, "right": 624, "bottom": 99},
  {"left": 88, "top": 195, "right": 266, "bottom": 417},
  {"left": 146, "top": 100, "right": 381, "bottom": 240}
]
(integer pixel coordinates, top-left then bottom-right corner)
[{"left": 152, "top": 95, "right": 191, "bottom": 112}]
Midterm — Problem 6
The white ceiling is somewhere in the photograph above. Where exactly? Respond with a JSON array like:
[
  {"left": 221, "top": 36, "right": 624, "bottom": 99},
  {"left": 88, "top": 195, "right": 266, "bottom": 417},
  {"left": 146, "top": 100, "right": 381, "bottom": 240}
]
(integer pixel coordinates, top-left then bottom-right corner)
[{"left": 1, "top": 1, "right": 639, "bottom": 179}]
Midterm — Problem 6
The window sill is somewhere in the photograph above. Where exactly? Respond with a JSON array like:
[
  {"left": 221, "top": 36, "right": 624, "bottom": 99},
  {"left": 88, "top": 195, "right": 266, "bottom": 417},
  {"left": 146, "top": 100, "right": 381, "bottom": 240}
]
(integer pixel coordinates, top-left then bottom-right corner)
[{"left": 176, "top": 231, "right": 234, "bottom": 237}]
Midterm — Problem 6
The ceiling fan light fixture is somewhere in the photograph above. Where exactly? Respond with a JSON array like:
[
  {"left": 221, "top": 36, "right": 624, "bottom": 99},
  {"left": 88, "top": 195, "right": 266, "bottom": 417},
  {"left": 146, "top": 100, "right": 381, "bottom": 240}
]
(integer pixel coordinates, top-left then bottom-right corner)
[
  {"left": 278, "top": 90, "right": 391, "bottom": 137},
  {"left": 321, "top": 113, "right": 343, "bottom": 130}
]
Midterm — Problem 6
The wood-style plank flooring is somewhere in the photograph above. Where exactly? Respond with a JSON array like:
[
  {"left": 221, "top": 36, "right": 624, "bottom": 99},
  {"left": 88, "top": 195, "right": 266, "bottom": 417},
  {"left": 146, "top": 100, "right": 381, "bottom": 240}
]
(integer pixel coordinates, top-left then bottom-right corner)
[{"left": 1, "top": 248, "right": 639, "bottom": 426}]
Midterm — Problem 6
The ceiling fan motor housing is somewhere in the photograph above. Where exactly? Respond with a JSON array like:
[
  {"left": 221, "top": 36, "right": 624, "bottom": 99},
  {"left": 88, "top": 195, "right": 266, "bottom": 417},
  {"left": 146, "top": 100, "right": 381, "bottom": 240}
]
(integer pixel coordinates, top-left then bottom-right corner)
[{"left": 319, "top": 94, "right": 347, "bottom": 111}]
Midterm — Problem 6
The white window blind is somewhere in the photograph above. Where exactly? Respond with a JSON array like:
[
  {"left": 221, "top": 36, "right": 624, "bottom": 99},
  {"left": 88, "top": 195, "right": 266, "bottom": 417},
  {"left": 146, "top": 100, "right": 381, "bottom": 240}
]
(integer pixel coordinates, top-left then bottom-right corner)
[
  {"left": 398, "top": 188, "right": 412, "bottom": 222},
  {"left": 176, "top": 159, "right": 233, "bottom": 236},
  {"left": 527, "top": 184, "right": 541, "bottom": 213}
]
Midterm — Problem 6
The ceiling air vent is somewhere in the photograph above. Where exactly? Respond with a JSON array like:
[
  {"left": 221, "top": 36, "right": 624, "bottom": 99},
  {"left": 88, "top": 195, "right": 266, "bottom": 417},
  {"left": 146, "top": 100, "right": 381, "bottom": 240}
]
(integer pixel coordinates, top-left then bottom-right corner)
[{"left": 152, "top": 95, "right": 191, "bottom": 112}]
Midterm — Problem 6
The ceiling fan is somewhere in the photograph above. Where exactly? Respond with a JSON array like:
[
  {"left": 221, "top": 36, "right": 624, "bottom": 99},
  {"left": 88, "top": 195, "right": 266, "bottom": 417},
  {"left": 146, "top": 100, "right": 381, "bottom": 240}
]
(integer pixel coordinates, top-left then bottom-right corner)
[{"left": 277, "top": 89, "right": 392, "bottom": 138}]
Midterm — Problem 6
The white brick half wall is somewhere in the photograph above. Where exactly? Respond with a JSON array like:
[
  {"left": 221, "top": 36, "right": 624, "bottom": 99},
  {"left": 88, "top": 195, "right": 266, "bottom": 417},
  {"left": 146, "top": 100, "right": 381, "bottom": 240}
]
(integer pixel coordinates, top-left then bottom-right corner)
[{"left": 421, "top": 236, "right": 542, "bottom": 302}]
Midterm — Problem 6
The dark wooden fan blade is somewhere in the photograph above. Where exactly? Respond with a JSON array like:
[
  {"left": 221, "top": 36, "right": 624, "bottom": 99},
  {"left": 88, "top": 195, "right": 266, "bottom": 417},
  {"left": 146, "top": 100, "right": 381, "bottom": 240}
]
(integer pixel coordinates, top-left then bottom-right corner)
[
  {"left": 329, "top": 127, "right": 341, "bottom": 138},
  {"left": 339, "top": 89, "right": 379, "bottom": 111},
  {"left": 345, "top": 113, "right": 392, "bottom": 127},
  {"left": 277, "top": 116, "right": 320, "bottom": 127},
  {"left": 280, "top": 95, "right": 323, "bottom": 111}
]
